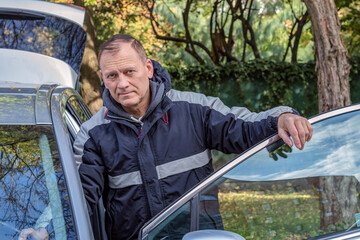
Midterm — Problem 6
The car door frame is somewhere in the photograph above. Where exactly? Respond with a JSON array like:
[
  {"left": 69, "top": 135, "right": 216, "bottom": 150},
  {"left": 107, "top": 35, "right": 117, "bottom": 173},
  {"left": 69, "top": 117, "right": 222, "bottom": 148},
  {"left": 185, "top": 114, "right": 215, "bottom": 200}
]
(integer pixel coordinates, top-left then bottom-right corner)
[
  {"left": 50, "top": 86, "right": 95, "bottom": 240},
  {"left": 139, "top": 103, "right": 360, "bottom": 240}
]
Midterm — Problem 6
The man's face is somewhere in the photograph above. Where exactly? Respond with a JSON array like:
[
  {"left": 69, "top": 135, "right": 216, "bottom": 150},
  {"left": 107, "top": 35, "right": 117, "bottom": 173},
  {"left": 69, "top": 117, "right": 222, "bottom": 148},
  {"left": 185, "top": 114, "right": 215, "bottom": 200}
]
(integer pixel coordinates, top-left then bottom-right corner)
[{"left": 100, "top": 43, "right": 153, "bottom": 117}]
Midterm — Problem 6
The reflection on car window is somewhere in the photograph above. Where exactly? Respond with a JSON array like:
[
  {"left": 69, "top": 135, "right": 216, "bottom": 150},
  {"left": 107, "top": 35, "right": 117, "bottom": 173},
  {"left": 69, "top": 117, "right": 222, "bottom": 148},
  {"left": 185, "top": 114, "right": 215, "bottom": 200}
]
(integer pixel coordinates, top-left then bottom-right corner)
[
  {"left": 147, "top": 202, "right": 191, "bottom": 240},
  {"left": 146, "top": 110, "right": 360, "bottom": 239},
  {"left": 66, "top": 96, "right": 91, "bottom": 125},
  {"left": 0, "top": 15, "right": 86, "bottom": 74},
  {"left": 199, "top": 110, "right": 360, "bottom": 239},
  {"left": 0, "top": 125, "right": 76, "bottom": 239}
]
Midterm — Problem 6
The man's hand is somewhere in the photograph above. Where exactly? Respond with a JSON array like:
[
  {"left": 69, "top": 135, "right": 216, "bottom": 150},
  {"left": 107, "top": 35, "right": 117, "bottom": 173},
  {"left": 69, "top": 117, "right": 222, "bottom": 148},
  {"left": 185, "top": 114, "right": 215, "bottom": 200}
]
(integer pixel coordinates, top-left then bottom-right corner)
[
  {"left": 18, "top": 228, "right": 49, "bottom": 240},
  {"left": 277, "top": 113, "right": 313, "bottom": 150}
]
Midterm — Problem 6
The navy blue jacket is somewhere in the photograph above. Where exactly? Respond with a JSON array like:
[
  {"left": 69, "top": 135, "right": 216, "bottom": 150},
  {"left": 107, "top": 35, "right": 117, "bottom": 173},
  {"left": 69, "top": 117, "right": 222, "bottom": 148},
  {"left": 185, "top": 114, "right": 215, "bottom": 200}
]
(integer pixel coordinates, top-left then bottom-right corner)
[{"left": 74, "top": 60, "right": 295, "bottom": 239}]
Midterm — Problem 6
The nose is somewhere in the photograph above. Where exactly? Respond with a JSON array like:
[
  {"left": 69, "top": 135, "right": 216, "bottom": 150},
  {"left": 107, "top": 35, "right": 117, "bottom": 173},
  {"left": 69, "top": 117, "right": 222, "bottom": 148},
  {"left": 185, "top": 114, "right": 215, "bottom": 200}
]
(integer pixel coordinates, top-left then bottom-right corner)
[{"left": 116, "top": 74, "right": 130, "bottom": 89}]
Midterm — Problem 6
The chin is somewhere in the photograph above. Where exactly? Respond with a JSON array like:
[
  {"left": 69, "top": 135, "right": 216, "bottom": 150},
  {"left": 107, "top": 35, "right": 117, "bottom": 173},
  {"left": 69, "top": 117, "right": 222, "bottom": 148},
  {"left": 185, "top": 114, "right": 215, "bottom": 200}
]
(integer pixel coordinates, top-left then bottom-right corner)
[{"left": 120, "top": 100, "right": 138, "bottom": 108}]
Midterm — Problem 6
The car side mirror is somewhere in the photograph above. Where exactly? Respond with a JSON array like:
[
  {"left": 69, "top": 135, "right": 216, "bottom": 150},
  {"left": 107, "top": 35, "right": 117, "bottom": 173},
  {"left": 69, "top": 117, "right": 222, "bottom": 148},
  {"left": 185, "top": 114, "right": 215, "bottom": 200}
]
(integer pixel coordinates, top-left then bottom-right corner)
[{"left": 182, "top": 230, "right": 246, "bottom": 240}]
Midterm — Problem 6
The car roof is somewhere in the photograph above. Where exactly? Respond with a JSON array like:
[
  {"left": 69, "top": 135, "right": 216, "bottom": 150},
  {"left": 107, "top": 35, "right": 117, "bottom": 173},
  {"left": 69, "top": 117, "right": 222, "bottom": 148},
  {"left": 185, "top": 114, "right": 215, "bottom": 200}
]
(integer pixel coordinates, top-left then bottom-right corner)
[{"left": 0, "top": 0, "right": 85, "bottom": 26}]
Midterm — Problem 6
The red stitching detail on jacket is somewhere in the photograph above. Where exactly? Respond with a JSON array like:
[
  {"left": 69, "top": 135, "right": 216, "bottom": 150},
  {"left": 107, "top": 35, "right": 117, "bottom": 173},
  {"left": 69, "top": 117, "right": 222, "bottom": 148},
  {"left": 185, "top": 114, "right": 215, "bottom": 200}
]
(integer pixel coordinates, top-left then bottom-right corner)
[{"left": 162, "top": 112, "right": 168, "bottom": 124}]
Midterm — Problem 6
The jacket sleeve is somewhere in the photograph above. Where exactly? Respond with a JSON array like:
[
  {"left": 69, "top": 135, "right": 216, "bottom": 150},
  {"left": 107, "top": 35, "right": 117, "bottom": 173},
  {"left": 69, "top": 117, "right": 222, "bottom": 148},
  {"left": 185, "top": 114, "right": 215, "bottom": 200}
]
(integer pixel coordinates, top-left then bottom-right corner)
[
  {"left": 73, "top": 107, "right": 108, "bottom": 215},
  {"left": 200, "top": 95, "right": 297, "bottom": 153}
]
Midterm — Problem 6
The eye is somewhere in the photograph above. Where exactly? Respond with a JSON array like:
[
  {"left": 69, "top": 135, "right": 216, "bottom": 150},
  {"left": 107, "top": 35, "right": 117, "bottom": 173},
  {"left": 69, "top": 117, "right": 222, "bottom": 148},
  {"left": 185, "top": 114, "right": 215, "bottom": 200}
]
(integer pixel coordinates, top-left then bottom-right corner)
[
  {"left": 126, "top": 70, "right": 134, "bottom": 74},
  {"left": 107, "top": 73, "right": 116, "bottom": 79}
]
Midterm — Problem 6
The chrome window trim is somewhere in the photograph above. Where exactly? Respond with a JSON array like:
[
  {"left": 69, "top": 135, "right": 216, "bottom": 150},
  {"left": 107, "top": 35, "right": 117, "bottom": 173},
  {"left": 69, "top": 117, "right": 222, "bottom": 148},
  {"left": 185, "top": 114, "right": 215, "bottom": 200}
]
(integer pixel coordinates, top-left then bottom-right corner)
[
  {"left": 35, "top": 85, "right": 56, "bottom": 125},
  {"left": 140, "top": 103, "right": 360, "bottom": 239},
  {"left": 51, "top": 86, "right": 94, "bottom": 240},
  {"left": 65, "top": 110, "right": 80, "bottom": 137}
]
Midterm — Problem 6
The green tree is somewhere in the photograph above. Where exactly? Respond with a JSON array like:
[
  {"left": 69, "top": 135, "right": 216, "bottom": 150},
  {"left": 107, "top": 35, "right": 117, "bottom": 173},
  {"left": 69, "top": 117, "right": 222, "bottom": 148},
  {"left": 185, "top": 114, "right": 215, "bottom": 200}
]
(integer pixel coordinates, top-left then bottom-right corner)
[
  {"left": 144, "top": 0, "right": 314, "bottom": 65},
  {"left": 339, "top": 1, "right": 360, "bottom": 57}
]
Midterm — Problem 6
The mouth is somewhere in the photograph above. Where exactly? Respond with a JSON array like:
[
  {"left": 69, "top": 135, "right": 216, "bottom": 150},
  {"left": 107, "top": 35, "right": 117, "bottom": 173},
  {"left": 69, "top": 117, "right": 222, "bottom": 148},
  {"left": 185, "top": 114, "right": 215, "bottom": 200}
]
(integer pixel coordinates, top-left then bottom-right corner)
[{"left": 119, "top": 92, "right": 133, "bottom": 97}]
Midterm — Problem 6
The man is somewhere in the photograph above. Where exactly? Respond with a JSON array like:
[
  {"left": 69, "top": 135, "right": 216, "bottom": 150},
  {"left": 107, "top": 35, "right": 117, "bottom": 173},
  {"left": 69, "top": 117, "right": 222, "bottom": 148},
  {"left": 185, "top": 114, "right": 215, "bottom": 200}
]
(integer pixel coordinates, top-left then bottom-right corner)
[{"left": 74, "top": 34, "right": 312, "bottom": 240}]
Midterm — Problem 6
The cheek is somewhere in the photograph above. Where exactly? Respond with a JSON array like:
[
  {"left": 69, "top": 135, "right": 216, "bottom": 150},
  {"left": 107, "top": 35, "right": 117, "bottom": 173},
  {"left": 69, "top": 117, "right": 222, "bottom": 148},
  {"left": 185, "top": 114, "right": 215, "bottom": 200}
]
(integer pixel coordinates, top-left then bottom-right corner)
[
  {"left": 140, "top": 81, "right": 149, "bottom": 94},
  {"left": 105, "top": 81, "right": 117, "bottom": 89}
]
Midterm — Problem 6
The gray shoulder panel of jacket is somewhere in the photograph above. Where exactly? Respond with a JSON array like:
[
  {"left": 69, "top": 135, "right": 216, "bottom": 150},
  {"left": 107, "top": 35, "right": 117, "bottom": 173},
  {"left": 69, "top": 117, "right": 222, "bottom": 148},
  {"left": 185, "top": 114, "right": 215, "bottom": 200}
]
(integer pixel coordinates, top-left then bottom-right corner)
[
  {"left": 166, "top": 89, "right": 295, "bottom": 122},
  {"left": 73, "top": 106, "right": 111, "bottom": 165}
]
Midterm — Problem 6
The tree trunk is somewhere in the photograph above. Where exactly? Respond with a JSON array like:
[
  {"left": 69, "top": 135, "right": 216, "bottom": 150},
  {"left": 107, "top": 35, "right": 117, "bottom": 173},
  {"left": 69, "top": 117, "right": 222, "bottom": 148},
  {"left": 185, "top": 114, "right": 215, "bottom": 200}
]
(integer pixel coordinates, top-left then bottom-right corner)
[
  {"left": 74, "top": 0, "right": 103, "bottom": 114},
  {"left": 303, "top": 0, "right": 351, "bottom": 113}
]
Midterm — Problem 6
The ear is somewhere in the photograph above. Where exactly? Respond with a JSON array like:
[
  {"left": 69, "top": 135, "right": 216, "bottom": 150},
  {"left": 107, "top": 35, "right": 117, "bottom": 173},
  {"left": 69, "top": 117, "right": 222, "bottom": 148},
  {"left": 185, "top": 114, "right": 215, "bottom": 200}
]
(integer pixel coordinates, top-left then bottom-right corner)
[{"left": 145, "top": 59, "right": 154, "bottom": 79}]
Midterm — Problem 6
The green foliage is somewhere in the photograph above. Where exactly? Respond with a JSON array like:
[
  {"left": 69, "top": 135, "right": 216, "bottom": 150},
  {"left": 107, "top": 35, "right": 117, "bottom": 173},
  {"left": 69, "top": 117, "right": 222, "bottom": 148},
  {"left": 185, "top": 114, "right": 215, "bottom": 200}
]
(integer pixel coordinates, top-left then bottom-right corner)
[
  {"left": 167, "top": 60, "right": 317, "bottom": 116},
  {"left": 84, "top": 0, "right": 97, "bottom": 6},
  {"left": 167, "top": 57, "right": 360, "bottom": 117},
  {"left": 349, "top": 56, "right": 360, "bottom": 103},
  {"left": 147, "top": 0, "right": 315, "bottom": 65},
  {"left": 219, "top": 189, "right": 321, "bottom": 239},
  {"left": 339, "top": 1, "right": 360, "bottom": 57}
]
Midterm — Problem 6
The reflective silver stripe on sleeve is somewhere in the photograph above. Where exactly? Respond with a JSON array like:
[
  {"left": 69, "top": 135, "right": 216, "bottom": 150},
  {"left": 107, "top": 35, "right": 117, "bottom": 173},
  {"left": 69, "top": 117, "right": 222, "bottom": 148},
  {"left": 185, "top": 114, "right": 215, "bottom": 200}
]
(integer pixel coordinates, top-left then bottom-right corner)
[
  {"left": 156, "top": 149, "right": 211, "bottom": 179},
  {"left": 108, "top": 171, "right": 143, "bottom": 189},
  {"left": 166, "top": 89, "right": 293, "bottom": 122}
]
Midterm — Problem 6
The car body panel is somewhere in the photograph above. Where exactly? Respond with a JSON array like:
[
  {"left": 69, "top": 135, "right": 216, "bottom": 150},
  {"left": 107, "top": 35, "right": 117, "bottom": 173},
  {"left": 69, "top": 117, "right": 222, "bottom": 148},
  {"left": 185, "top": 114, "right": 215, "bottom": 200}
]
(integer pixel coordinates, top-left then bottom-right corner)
[
  {"left": 0, "top": 49, "right": 78, "bottom": 88},
  {"left": 0, "top": 0, "right": 85, "bottom": 26}
]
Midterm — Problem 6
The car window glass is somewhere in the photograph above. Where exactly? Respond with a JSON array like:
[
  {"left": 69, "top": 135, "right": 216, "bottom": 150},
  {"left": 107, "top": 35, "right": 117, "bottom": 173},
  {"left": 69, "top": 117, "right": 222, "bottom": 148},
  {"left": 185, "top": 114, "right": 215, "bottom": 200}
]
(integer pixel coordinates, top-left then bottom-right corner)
[
  {"left": 0, "top": 125, "right": 77, "bottom": 239},
  {"left": 145, "top": 109, "right": 360, "bottom": 240},
  {"left": 0, "top": 94, "right": 35, "bottom": 124},
  {"left": 66, "top": 96, "right": 91, "bottom": 125},
  {"left": 147, "top": 202, "right": 191, "bottom": 240},
  {"left": 198, "top": 110, "right": 360, "bottom": 239},
  {"left": 0, "top": 15, "right": 86, "bottom": 74},
  {"left": 65, "top": 96, "right": 92, "bottom": 144}
]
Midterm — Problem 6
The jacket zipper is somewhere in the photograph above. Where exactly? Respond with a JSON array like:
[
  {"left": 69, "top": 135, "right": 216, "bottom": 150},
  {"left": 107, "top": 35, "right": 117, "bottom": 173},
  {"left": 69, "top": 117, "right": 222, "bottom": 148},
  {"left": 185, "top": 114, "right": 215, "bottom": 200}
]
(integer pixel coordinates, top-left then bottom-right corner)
[{"left": 129, "top": 116, "right": 144, "bottom": 139}]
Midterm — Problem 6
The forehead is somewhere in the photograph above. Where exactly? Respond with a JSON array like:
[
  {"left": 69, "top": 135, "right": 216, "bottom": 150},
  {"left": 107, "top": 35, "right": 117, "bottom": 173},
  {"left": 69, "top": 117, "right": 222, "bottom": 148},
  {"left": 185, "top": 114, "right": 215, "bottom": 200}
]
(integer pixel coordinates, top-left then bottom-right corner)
[{"left": 99, "top": 44, "right": 143, "bottom": 70}]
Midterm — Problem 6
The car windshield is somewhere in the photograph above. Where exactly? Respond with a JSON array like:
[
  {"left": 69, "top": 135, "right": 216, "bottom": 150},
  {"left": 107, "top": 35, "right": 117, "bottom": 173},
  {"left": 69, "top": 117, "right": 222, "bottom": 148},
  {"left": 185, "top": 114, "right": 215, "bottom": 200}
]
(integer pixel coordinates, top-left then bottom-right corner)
[
  {"left": 0, "top": 125, "right": 76, "bottom": 239},
  {"left": 0, "top": 11, "right": 86, "bottom": 74}
]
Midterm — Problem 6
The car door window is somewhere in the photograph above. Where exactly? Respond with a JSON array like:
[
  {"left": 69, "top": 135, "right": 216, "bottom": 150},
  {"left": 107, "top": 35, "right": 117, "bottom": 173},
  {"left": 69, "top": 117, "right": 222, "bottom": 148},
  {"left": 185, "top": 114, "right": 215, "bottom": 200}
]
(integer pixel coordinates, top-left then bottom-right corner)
[
  {"left": 0, "top": 125, "right": 77, "bottom": 239},
  {"left": 144, "top": 108, "right": 360, "bottom": 240},
  {"left": 66, "top": 96, "right": 92, "bottom": 125},
  {"left": 65, "top": 95, "right": 92, "bottom": 142},
  {"left": 147, "top": 202, "right": 191, "bottom": 240}
]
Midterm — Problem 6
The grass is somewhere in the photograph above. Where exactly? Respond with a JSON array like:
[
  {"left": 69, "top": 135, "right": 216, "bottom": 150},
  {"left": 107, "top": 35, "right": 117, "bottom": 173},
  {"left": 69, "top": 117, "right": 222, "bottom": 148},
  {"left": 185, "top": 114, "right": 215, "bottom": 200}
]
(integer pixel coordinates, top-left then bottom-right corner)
[{"left": 218, "top": 189, "right": 322, "bottom": 239}]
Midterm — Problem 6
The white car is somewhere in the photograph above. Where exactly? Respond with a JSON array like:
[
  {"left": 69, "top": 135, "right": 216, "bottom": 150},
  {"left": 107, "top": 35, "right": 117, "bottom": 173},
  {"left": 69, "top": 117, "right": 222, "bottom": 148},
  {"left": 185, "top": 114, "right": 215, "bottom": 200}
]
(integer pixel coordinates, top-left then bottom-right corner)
[{"left": 0, "top": 1, "right": 97, "bottom": 239}]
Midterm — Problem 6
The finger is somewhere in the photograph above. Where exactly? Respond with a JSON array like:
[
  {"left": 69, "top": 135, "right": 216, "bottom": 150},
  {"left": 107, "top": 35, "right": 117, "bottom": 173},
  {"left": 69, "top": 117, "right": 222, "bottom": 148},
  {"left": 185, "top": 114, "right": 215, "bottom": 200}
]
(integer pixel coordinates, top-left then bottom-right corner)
[
  {"left": 286, "top": 122, "right": 302, "bottom": 150},
  {"left": 301, "top": 121, "right": 311, "bottom": 147},
  {"left": 278, "top": 128, "right": 293, "bottom": 147},
  {"left": 301, "top": 120, "right": 311, "bottom": 143},
  {"left": 18, "top": 228, "right": 35, "bottom": 240},
  {"left": 295, "top": 120, "right": 307, "bottom": 149},
  {"left": 35, "top": 228, "right": 49, "bottom": 239},
  {"left": 306, "top": 121, "right": 313, "bottom": 142}
]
